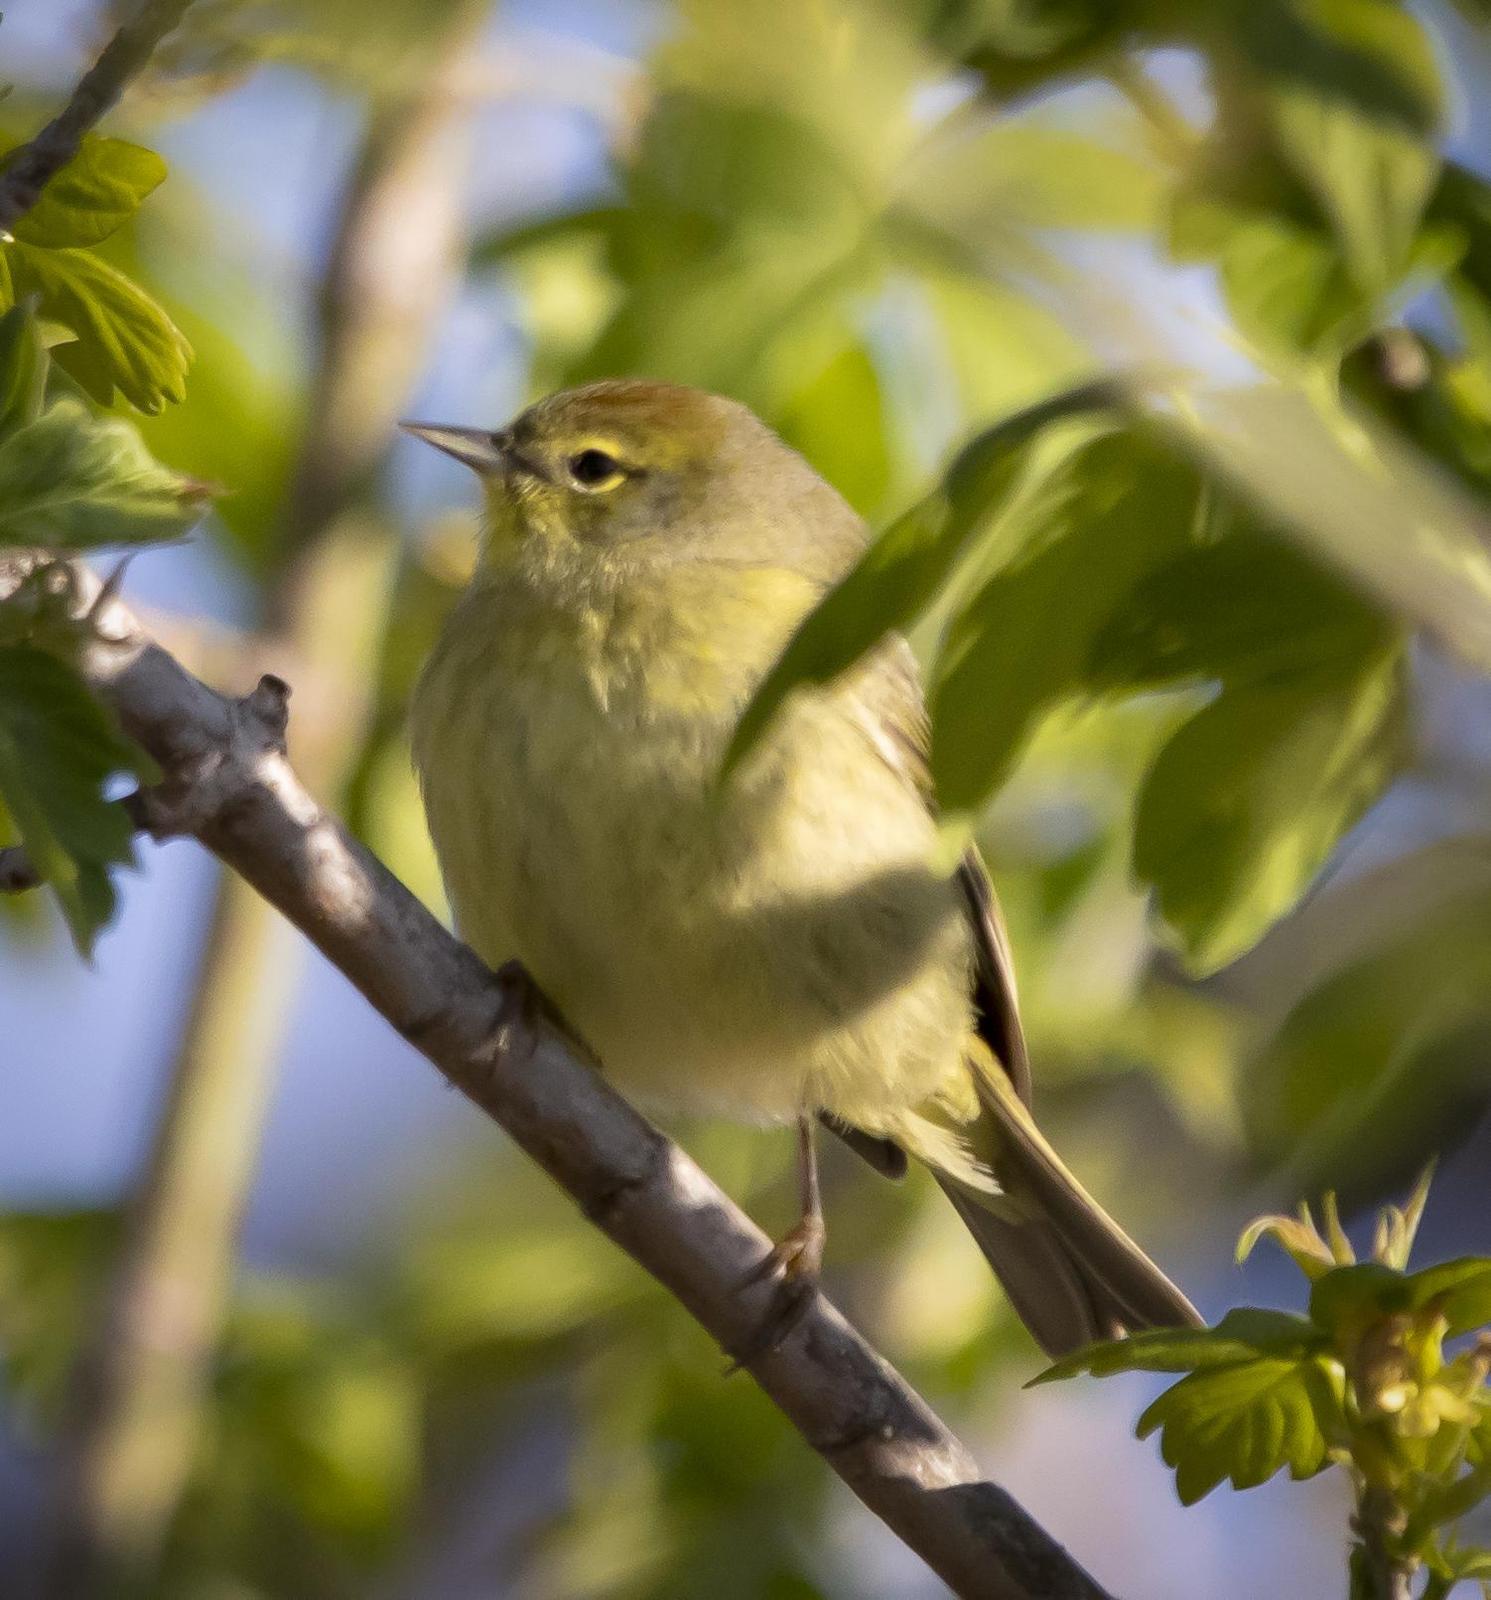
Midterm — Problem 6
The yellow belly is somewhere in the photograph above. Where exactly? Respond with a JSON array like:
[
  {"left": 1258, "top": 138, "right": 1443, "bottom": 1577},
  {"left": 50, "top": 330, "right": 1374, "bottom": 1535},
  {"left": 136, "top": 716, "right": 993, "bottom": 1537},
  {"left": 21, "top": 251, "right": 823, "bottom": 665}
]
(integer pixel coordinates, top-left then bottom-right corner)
[{"left": 411, "top": 560, "right": 975, "bottom": 1130}]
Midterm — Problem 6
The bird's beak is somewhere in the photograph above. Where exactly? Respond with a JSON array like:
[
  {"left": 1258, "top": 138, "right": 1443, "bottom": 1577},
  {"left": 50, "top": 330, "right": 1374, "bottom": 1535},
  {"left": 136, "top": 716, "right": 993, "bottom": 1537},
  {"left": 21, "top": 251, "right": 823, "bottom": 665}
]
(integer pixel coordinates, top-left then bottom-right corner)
[{"left": 399, "top": 421, "right": 506, "bottom": 474}]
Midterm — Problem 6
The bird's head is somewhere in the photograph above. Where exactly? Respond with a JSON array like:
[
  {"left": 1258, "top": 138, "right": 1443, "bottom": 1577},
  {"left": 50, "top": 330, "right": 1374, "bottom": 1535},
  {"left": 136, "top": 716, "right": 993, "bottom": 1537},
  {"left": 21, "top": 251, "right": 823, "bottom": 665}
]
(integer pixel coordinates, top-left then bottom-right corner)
[{"left": 402, "top": 379, "right": 862, "bottom": 580}]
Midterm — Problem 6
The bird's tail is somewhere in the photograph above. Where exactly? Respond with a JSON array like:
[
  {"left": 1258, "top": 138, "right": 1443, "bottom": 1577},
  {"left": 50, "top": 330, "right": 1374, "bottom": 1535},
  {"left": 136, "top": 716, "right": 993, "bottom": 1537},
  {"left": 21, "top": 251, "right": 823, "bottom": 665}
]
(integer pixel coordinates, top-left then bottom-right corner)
[{"left": 906, "top": 1049, "right": 1201, "bottom": 1359}]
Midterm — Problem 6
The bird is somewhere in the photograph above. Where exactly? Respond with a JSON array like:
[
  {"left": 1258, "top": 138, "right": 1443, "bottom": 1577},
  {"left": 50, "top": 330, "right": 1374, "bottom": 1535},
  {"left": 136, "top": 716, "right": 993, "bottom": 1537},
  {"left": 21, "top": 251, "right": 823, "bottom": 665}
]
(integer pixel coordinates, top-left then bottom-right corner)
[{"left": 403, "top": 378, "right": 1199, "bottom": 1358}]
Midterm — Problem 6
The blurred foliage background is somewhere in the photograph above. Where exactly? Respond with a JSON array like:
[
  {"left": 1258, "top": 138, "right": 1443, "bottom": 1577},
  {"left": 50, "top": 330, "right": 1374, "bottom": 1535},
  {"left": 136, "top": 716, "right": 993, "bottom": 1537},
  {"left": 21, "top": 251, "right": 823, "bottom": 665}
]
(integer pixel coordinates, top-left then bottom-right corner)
[{"left": 10, "top": 0, "right": 1491, "bottom": 1595}]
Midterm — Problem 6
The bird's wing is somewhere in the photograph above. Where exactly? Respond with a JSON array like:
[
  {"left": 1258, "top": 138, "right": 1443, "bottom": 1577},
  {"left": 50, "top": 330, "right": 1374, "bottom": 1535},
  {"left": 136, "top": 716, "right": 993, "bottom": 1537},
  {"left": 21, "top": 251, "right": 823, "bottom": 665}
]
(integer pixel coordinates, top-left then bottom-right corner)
[{"left": 843, "top": 639, "right": 1031, "bottom": 1102}]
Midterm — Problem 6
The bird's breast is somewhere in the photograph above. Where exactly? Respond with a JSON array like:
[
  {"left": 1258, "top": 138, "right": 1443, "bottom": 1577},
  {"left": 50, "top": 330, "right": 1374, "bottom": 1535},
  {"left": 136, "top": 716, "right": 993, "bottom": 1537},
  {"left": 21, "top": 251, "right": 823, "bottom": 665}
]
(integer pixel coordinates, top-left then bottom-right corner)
[{"left": 412, "top": 561, "right": 973, "bottom": 1123}]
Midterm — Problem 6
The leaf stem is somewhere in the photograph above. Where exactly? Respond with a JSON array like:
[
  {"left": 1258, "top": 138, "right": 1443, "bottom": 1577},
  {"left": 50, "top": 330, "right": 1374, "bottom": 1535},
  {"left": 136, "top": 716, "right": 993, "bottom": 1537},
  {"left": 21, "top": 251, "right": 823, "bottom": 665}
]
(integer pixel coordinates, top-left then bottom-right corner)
[{"left": 1354, "top": 1484, "right": 1415, "bottom": 1600}]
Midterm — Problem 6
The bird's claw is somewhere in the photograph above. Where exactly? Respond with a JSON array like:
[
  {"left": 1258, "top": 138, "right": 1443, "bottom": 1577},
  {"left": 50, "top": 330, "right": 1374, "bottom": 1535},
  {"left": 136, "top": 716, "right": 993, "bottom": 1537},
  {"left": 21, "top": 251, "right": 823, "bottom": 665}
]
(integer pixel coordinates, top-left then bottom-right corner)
[{"left": 725, "top": 1214, "right": 826, "bottom": 1371}]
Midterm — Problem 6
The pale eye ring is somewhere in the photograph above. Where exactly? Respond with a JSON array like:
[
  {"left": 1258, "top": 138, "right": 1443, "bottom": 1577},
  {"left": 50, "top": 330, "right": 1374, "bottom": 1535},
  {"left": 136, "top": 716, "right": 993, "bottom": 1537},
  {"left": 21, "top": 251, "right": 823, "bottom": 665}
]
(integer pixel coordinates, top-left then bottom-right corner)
[{"left": 567, "top": 448, "right": 623, "bottom": 489}]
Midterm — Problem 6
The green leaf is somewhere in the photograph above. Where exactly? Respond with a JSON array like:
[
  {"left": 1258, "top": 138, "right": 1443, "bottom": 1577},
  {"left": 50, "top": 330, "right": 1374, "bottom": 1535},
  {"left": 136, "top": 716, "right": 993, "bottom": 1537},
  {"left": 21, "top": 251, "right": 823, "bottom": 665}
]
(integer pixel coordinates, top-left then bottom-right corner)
[
  {"left": 8, "top": 241, "right": 192, "bottom": 412},
  {"left": 1403, "top": 1259, "right": 1491, "bottom": 1335},
  {"left": 0, "top": 297, "right": 47, "bottom": 436},
  {"left": 1133, "top": 645, "right": 1406, "bottom": 974},
  {"left": 0, "top": 398, "right": 209, "bottom": 549},
  {"left": 1308, "top": 1261, "right": 1408, "bottom": 1336},
  {"left": 1034, "top": 1308, "right": 1327, "bottom": 1385},
  {"left": 1162, "top": 381, "right": 1491, "bottom": 673},
  {"left": 1247, "top": 0, "right": 1443, "bottom": 292},
  {"left": 773, "top": 335, "right": 892, "bottom": 517},
  {"left": 1086, "top": 532, "right": 1389, "bottom": 692},
  {"left": 1244, "top": 898, "right": 1491, "bottom": 1185},
  {"left": 921, "top": 120, "right": 1167, "bottom": 233},
  {"left": 1308, "top": 1257, "right": 1491, "bottom": 1341},
  {"left": 927, "top": 434, "right": 1197, "bottom": 840},
  {"left": 722, "top": 380, "right": 1124, "bottom": 776},
  {"left": 1216, "top": 212, "right": 1358, "bottom": 355},
  {"left": 1138, "top": 1354, "right": 1340, "bottom": 1504},
  {"left": 0, "top": 645, "right": 144, "bottom": 954},
  {"left": 9, "top": 136, "right": 166, "bottom": 248}
]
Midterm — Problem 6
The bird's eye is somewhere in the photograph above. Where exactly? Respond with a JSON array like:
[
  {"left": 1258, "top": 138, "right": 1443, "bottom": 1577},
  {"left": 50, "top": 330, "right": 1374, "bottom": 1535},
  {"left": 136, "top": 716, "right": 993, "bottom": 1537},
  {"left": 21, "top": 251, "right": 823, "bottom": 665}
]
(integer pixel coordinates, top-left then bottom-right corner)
[{"left": 567, "top": 448, "right": 623, "bottom": 489}]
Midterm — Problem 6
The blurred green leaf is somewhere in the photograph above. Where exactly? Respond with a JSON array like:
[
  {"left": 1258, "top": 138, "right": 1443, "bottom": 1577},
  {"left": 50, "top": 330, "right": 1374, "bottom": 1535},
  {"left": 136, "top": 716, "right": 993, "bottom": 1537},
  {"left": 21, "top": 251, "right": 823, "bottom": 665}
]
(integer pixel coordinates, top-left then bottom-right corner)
[
  {"left": 0, "top": 398, "right": 210, "bottom": 549},
  {"left": 928, "top": 431, "right": 1197, "bottom": 840},
  {"left": 0, "top": 296, "right": 47, "bottom": 436},
  {"left": 1244, "top": 876, "right": 1491, "bottom": 1183},
  {"left": 765, "top": 330, "right": 893, "bottom": 516},
  {"left": 0, "top": 1208, "right": 119, "bottom": 1419},
  {"left": 1086, "top": 530, "right": 1390, "bottom": 691},
  {"left": 725, "top": 380, "right": 1124, "bottom": 776},
  {"left": 10, "top": 135, "right": 166, "bottom": 249},
  {"left": 922, "top": 118, "right": 1168, "bottom": 232},
  {"left": 7, "top": 241, "right": 192, "bottom": 412},
  {"left": 1247, "top": 0, "right": 1443, "bottom": 292},
  {"left": 1133, "top": 645, "right": 1405, "bottom": 974},
  {"left": 1161, "top": 382, "right": 1491, "bottom": 673},
  {"left": 0, "top": 645, "right": 144, "bottom": 953}
]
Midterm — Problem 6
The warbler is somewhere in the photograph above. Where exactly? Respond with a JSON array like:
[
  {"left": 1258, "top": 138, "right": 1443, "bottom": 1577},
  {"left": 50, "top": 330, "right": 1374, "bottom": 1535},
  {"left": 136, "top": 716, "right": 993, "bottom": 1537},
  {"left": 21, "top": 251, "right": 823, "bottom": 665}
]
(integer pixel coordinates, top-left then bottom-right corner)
[{"left": 404, "top": 380, "right": 1198, "bottom": 1357}]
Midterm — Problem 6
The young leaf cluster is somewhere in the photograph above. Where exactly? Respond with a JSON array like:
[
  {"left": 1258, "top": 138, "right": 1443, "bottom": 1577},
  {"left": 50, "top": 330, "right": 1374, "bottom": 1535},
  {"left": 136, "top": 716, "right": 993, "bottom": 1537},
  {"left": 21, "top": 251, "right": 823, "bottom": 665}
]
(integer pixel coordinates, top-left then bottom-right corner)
[{"left": 1039, "top": 1175, "right": 1491, "bottom": 1595}]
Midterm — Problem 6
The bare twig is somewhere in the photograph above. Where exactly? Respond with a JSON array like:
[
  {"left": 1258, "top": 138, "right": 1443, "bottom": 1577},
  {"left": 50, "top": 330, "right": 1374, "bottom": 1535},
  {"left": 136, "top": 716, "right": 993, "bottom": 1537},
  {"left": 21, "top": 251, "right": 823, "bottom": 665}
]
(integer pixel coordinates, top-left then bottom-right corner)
[
  {"left": 0, "top": 553, "right": 1117, "bottom": 1600},
  {"left": 0, "top": 0, "right": 196, "bottom": 233}
]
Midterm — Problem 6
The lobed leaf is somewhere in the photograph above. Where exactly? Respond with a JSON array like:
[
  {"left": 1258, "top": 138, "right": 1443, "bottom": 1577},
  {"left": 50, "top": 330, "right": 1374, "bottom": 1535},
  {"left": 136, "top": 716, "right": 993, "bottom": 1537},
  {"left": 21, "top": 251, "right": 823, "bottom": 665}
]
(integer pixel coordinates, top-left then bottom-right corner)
[
  {"left": 9, "top": 135, "right": 167, "bottom": 249},
  {"left": 8, "top": 241, "right": 192, "bottom": 413},
  {"left": 1138, "top": 1353, "right": 1340, "bottom": 1504}
]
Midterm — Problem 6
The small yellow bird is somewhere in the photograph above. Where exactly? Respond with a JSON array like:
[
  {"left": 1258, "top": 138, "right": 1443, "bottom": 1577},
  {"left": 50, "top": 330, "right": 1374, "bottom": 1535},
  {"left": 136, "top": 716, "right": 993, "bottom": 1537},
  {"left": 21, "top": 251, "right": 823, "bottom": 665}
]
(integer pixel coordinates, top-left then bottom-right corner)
[{"left": 404, "top": 380, "right": 1199, "bottom": 1357}]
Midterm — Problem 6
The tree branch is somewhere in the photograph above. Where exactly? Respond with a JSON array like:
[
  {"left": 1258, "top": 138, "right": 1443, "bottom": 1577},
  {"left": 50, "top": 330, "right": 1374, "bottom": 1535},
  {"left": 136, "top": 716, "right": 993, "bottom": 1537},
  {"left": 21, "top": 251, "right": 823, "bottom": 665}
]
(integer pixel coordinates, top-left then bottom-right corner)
[
  {"left": 0, "top": 0, "right": 196, "bottom": 233},
  {"left": 0, "top": 552, "right": 1117, "bottom": 1600}
]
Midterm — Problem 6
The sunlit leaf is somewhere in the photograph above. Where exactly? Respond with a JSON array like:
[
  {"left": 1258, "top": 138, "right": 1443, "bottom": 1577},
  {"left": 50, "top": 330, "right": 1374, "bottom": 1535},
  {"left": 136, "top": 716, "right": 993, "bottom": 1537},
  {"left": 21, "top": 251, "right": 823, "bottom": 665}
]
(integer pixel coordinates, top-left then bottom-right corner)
[
  {"left": 1035, "top": 1307, "right": 1326, "bottom": 1385},
  {"left": 724, "top": 381, "right": 1124, "bottom": 776},
  {"left": 9, "top": 135, "right": 166, "bottom": 248},
  {"left": 1160, "top": 382, "right": 1491, "bottom": 672},
  {"left": 8, "top": 241, "right": 192, "bottom": 412},
  {"left": 1138, "top": 1353, "right": 1339, "bottom": 1503},
  {"left": 927, "top": 433, "right": 1197, "bottom": 841},
  {"left": 0, "top": 398, "right": 210, "bottom": 549}
]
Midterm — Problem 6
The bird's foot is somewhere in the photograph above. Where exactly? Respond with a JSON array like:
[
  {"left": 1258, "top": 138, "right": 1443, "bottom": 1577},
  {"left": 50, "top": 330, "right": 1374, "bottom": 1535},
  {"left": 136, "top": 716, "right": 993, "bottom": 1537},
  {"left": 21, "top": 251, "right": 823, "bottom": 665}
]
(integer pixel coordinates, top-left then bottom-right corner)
[
  {"left": 726, "top": 1213, "right": 826, "bottom": 1371},
  {"left": 483, "top": 959, "right": 558, "bottom": 1067}
]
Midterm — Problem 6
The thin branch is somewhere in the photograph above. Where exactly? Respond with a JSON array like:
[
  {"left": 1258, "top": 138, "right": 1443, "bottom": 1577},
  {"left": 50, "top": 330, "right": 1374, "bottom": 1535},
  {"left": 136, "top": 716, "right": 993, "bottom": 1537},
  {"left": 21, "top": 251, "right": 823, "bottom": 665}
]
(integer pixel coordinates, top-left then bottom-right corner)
[
  {"left": 0, "top": 551, "right": 1118, "bottom": 1600},
  {"left": 0, "top": 0, "right": 196, "bottom": 233}
]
